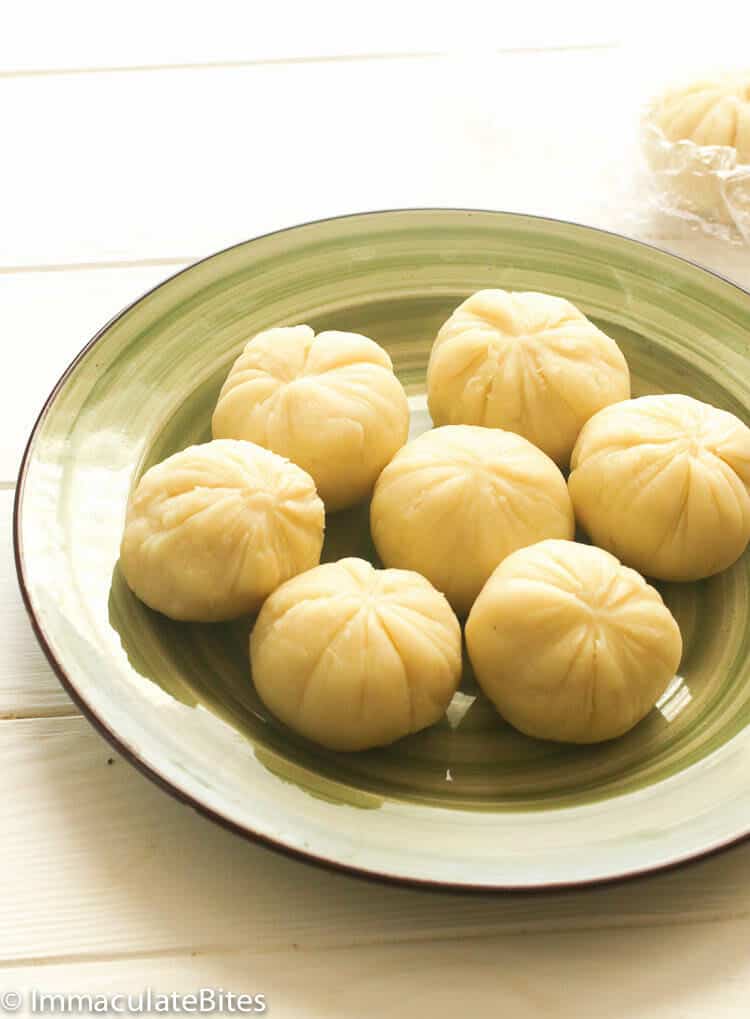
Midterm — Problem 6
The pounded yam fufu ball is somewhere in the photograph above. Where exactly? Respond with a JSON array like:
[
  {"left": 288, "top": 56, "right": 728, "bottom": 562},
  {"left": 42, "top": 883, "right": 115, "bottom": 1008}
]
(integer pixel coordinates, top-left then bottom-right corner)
[
  {"left": 654, "top": 74, "right": 750, "bottom": 161},
  {"left": 466, "top": 540, "right": 682, "bottom": 743},
  {"left": 212, "top": 325, "right": 409, "bottom": 511},
  {"left": 120, "top": 439, "right": 324, "bottom": 621},
  {"left": 370, "top": 425, "right": 574, "bottom": 616},
  {"left": 569, "top": 395, "right": 750, "bottom": 581},
  {"left": 643, "top": 74, "right": 750, "bottom": 223},
  {"left": 250, "top": 558, "right": 462, "bottom": 751},
  {"left": 427, "top": 290, "right": 630, "bottom": 466}
]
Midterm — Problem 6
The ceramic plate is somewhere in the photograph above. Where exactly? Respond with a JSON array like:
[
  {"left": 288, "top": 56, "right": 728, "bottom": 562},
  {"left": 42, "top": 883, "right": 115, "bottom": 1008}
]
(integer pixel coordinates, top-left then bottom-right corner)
[{"left": 15, "top": 210, "right": 750, "bottom": 890}]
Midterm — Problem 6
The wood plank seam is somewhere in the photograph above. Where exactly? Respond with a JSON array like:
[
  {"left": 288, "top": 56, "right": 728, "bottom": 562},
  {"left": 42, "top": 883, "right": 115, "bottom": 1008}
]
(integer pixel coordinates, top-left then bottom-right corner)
[
  {"left": 0, "top": 709, "right": 80, "bottom": 721},
  {"left": 0, "top": 43, "right": 618, "bottom": 80},
  {"left": 0, "top": 258, "right": 197, "bottom": 275},
  {"left": 0, "top": 911, "right": 745, "bottom": 971}
]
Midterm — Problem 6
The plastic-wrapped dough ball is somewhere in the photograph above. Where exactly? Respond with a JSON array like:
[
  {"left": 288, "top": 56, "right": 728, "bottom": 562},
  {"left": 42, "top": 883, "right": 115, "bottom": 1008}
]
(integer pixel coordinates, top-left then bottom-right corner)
[
  {"left": 643, "top": 73, "right": 750, "bottom": 227},
  {"left": 120, "top": 439, "right": 324, "bottom": 621},
  {"left": 370, "top": 425, "right": 574, "bottom": 616},
  {"left": 569, "top": 395, "right": 750, "bottom": 582},
  {"left": 654, "top": 74, "right": 750, "bottom": 161},
  {"left": 466, "top": 540, "right": 682, "bottom": 743},
  {"left": 427, "top": 290, "right": 630, "bottom": 467},
  {"left": 212, "top": 325, "right": 409, "bottom": 511},
  {"left": 250, "top": 558, "right": 462, "bottom": 751}
]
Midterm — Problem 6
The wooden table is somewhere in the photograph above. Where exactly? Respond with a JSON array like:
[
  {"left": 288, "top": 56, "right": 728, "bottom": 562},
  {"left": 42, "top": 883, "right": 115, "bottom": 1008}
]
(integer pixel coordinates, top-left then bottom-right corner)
[{"left": 4, "top": 7, "right": 750, "bottom": 1014}]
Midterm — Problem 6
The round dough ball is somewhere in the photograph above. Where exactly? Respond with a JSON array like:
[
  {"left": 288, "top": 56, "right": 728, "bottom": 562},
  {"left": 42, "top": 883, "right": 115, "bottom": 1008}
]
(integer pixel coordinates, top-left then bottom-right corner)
[
  {"left": 370, "top": 425, "right": 575, "bottom": 616},
  {"left": 466, "top": 540, "right": 683, "bottom": 743},
  {"left": 427, "top": 290, "right": 630, "bottom": 466},
  {"left": 120, "top": 439, "right": 324, "bottom": 621},
  {"left": 212, "top": 325, "right": 410, "bottom": 511},
  {"left": 654, "top": 74, "right": 750, "bottom": 162},
  {"left": 643, "top": 74, "right": 750, "bottom": 225},
  {"left": 250, "top": 557, "right": 462, "bottom": 751},
  {"left": 569, "top": 395, "right": 750, "bottom": 582}
]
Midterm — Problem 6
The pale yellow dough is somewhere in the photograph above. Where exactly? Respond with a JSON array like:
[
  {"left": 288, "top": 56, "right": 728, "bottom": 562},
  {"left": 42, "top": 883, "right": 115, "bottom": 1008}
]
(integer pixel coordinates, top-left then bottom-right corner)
[
  {"left": 466, "top": 540, "right": 682, "bottom": 743},
  {"left": 427, "top": 290, "right": 630, "bottom": 466},
  {"left": 644, "top": 74, "right": 750, "bottom": 224},
  {"left": 212, "top": 325, "right": 409, "bottom": 511},
  {"left": 120, "top": 439, "right": 324, "bottom": 621},
  {"left": 655, "top": 74, "right": 750, "bottom": 162},
  {"left": 370, "top": 425, "right": 574, "bottom": 616},
  {"left": 250, "top": 558, "right": 462, "bottom": 751},
  {"left": 569, "top": 395, "right": 750, "bottom": 582}
]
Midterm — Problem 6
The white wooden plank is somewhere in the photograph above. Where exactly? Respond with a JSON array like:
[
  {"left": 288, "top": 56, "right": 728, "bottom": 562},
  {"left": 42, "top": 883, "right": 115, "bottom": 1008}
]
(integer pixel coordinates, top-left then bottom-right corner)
[
  {"left": 4, "top": 715, "right": 750, "bottom": 965},
  {"left": 4, "top": 46, "right": 746, "bottom": 274},
  {"left": 0, "top": 491, "right": 74, "bottom": 717},
  {"left": 0, "top": 48, "right": 636, "bottom": 268},
  {"left": 0, "top": 263, "right": 189, "bottom": 482},
  {"left": 622, "top": 15, "right": 750, "bottom": 93},
  {"left": 4, "top": 928, "right": 750, "bottom": 1019},
  {"left": 0, "top": 0, "right": 618, "bottom": 73}
]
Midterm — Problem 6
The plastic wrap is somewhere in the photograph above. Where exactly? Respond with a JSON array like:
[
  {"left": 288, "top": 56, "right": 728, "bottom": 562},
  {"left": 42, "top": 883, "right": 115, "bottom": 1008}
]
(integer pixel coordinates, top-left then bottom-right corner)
[{"left": 641, "top": 88, "right": 750, "bottom": 245}]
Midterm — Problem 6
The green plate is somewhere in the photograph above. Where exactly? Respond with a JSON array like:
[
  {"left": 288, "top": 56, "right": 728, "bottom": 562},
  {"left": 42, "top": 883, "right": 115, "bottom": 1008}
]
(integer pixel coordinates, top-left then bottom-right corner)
[{"left": 14, "top": 210, "right": 750, "bottom": 890}]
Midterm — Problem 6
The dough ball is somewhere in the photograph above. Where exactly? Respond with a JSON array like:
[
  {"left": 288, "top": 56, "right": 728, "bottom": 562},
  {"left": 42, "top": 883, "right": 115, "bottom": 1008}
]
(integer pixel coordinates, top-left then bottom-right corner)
[
  {"left": 250, "top": 557, "right": 462, "bottom": 751},
  {"left": 643, "top": 74, "right": 750, "bottom": 224},
  {"left": 654, "top": 75, "right": 750, "bottom": 161},
  {"left": 569, "top": 394, "right": 750, "bottom": 581},
  {"left": 212, "top": 325, "right": 410, "bottom": 511},
  {"left": 466, "top": 540, "right": 682, "bottom": 743},
  {"left": 370, "top": 425, "right": 574, "bottom": 616},
  {"left": 427, "top": 290, "right": 630, "bottom": 466},
  {"left": 120, "top": 439, "right": 324, "bottom": 621}
]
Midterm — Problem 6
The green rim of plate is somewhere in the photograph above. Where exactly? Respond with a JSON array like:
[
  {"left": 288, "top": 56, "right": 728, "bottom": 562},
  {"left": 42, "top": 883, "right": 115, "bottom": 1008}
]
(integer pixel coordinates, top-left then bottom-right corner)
[{"left": 14, "top": 209, "right": 750, "bottom": 890}]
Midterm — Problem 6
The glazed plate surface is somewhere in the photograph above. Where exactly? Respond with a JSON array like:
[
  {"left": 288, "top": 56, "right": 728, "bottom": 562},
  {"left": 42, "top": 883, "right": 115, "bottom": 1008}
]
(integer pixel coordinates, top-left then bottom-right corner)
[{"left": 15, "top": 209, "right": 750, "bottom": 889}]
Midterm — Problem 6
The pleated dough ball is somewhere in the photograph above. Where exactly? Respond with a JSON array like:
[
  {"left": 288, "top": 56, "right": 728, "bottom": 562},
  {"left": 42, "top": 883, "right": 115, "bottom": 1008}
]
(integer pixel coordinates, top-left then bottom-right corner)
[
  {"left": 644, "top": 74, "right": 750, "bottom": 223},
  {"left": 569, "top": 395, "right": 750, "bottom": 581},
  {"left": 654, "top": 74, "right": 750, "bottom": 161},
  {"left": 212, "top": 325, "right": 410, "bottom": 511},
  {"left": 250, "top": 558, "right": 462, "bottom": 751},
  {"left": 427, "top": 290, "right": 630, "bottom": 466},
  {"left": 120, "top": 439, "right": 324, "bottom": 621},
  {"left": 370, "top": 425, "right": 575, "bottom": 616},
  {"left": 466, "top": 540, "right": 682, "bottom": 743}
]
